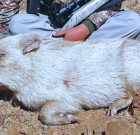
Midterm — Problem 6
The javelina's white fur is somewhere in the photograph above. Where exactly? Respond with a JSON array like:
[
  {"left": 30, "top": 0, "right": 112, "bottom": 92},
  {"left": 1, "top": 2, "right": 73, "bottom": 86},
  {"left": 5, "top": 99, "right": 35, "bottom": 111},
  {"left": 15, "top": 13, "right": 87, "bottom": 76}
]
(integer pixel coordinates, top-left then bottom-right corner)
[{"left": 0, "top": 34, "right": 140, "bottom": 125}]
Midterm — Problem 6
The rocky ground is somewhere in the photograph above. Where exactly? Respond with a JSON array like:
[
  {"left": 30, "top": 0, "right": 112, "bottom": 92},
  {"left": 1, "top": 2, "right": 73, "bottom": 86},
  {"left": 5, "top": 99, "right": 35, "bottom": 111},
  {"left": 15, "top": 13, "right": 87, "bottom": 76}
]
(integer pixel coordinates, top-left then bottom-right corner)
[
  {"left": 122, "top": 0, "right": 140, "bottom": 13},
  {"left": 0, "top": 0, "right": 140, "bottom": 135},
  {"left": 0, "top": 95, "right": 140, "bottom": 135}
]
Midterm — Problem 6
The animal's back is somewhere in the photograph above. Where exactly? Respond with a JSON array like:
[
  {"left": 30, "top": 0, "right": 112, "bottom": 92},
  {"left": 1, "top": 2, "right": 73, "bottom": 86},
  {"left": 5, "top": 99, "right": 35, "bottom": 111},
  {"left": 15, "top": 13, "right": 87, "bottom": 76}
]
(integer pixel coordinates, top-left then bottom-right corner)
[{"left": 26, "top": 38, "right": 130, "bottom": 108}]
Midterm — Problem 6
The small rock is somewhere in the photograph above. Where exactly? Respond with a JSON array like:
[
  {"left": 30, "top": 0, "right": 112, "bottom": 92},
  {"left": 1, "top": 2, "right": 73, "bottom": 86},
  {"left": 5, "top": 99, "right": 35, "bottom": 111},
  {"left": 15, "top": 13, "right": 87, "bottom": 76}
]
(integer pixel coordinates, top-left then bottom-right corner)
[
  {"left": 0, "top": 131, "right": 8, "bottom": 135},
  {"left": 106, "top": 120, "right": 135, "bottom": 135},
  {"left": 20, "top": 126, "right": 28, "bottom": 135},
  {"left": 3, "top": 119, "right": 9, "bottom": 125},
  {"left": 0, "top": 117, "right": 4, "bottom": 126},
  {"left": 0, "top": 101, "right": 4, "bottom": 107},
  {"left": 19, "top": 116, "right": 26, "bottom": 123},
  {"left": 8, "top": 126, "right": 21, "bottom": 135}
]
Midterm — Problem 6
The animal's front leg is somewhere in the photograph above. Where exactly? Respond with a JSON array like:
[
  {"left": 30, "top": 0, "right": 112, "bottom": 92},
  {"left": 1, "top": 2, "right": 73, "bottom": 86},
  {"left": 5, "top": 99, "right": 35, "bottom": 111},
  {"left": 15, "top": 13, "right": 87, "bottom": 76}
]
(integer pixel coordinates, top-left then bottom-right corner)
[
  {"left": 39, "top": 101, "right": 81, "bottom": 125},
  {"left": 107, "top": 95, "right": 133, "bottom": 116}
]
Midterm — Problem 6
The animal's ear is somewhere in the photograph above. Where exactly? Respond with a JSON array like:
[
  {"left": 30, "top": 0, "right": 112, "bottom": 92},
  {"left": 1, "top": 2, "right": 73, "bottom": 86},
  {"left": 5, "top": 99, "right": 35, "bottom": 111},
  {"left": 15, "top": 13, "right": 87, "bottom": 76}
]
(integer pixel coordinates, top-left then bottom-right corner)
[{"left": 20, "top": 34, "right": 43, "bottom": 54}]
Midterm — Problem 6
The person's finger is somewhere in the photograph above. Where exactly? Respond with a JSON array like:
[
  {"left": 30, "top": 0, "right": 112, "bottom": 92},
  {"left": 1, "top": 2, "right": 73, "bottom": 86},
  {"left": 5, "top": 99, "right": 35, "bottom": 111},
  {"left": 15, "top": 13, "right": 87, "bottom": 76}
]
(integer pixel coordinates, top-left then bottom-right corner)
[{"left": 52, "top": 30, "right": 67, "bottom": 37}]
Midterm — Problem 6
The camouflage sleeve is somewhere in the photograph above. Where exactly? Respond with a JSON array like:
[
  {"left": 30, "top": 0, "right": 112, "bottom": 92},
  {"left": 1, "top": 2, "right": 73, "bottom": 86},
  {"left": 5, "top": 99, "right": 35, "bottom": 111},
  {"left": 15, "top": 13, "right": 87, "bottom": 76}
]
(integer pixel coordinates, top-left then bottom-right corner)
[
  {"left": 0, "top": 0, "right": 21, "bottom": 38},
  {"left": 0, "top": 0, "right": 21, "bottom": 25},
  {"left": 86, "top": 3, "right": 122, "bottom": 29},
  {"left": 87, "top": 10, "right": 118, "bottom": 29}
]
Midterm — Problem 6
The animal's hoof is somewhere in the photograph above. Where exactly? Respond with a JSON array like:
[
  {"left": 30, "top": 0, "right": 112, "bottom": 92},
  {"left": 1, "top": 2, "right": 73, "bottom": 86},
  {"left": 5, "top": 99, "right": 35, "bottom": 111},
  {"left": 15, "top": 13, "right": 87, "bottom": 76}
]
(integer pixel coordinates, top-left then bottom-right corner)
[
  {"left": 107, "top": 106, "right": 117, "bottom": 117},
  {"left": 39, "top": 111, "right": 81, "bottom": 125},
  {"left": 59, "top": 113, "right": 81, "bottom": 124}
]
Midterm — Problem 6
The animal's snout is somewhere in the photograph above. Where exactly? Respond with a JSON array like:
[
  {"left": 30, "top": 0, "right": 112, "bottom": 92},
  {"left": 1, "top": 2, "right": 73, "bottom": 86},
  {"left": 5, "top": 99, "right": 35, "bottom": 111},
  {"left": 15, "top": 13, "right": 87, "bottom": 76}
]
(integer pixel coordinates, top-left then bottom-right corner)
[
  {"left": 0, "top": 84, "right": 13, "bottom": 101},
  {"left": 0, "top": 83, "right": 12, "bottom": 92}
]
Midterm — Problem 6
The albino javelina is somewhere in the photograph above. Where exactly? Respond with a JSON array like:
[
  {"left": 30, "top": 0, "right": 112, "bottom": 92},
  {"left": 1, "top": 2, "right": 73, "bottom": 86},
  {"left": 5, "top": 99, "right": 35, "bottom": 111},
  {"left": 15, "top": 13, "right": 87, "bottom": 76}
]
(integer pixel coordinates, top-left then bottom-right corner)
[{"left": 0, "top": 34, "right": 140, "bottom": 125}]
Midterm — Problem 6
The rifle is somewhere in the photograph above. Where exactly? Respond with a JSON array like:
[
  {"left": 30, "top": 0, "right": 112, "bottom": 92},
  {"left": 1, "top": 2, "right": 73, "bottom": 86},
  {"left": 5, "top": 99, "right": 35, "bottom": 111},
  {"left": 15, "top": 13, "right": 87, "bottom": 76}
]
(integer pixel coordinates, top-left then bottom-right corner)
[
  {"left": 27, "top": 0, "right": 124, "bottom": 28},
  {"left": 62, "top": 0, "right": 111, "bottom": 30}
]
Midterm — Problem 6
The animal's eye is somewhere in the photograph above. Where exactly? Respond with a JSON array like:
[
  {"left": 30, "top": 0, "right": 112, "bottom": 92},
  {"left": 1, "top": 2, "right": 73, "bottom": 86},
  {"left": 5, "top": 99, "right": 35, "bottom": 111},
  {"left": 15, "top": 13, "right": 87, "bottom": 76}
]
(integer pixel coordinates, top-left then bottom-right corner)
[
  {"left": 0, "top": 49, "right": 7, "bottom": 58},
  {"left": 0, "top": 54, "right": 6, "bottom": 57}
]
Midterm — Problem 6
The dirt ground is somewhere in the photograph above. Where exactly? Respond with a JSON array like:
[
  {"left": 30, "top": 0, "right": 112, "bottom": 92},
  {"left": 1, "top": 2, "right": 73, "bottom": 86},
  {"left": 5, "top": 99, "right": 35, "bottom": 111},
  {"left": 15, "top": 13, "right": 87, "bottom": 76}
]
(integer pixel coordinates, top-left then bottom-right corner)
[
  {"left": 0, "top": 94, "right": 140, "bottom": 135},
  {"left": 0, "top": 0, "right": 140, "bottom": 135},
  {"left": 121, "top": 0, "right": 140, "bottom": 13}
]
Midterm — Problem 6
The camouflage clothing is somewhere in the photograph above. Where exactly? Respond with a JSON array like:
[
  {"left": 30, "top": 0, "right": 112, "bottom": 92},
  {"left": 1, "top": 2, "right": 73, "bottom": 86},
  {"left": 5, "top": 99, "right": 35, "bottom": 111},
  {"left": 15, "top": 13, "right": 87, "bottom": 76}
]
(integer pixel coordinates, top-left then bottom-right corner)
[
  {"left": 88, "top": 10, "right": 118, "bottom": 29},
  {"left": 0, "top": 0, "right": 21, "bottom": 38},
  {"left": 88, "top": 3, "right": 122, "bottom": 29},
  {"left": 0, "top": 0, "right": 21, "bottom": 25}
]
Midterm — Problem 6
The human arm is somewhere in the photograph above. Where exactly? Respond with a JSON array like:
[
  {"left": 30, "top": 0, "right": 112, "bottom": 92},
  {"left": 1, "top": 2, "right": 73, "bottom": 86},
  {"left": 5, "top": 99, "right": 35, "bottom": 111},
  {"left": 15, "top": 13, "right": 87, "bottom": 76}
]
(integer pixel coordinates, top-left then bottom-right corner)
[
  {"left": 52, "top": 0, "right": 125, "bottom": 41},
  {"left": 52, "top": 23, "right": 91, "bottom": 41},
  {"left": 52, "top": 10, "right": 117, "bottom": 41}
]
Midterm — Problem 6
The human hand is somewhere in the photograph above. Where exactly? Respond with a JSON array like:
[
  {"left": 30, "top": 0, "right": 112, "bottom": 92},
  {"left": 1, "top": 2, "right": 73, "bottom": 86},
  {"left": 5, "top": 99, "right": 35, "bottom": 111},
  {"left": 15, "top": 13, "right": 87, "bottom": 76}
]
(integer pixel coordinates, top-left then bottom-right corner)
[{"left": 52, "top": 24, "right": 90, "bottom": 41}]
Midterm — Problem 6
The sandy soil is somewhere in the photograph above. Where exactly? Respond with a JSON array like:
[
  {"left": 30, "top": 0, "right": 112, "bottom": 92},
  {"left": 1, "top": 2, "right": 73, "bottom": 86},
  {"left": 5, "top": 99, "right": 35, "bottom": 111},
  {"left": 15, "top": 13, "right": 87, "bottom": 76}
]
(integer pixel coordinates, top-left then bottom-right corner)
[
  {"left": 0, "top": 0, "right": 140, "bottom": 135},
  {"left": 121, "top": 0, "right": 140, "bottom": 13},
  {"left": 0, "top": 93, "right": 140, "bottom": 135}
]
